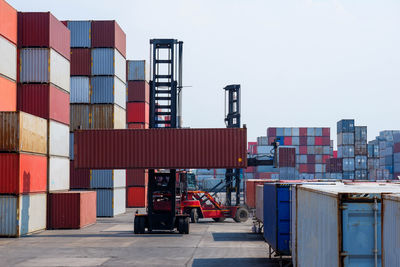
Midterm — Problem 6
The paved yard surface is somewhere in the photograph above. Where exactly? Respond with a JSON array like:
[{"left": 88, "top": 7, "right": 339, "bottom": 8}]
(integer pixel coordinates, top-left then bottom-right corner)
[{"left": 0, "top": 209, "right": 281, "bottom": 267}]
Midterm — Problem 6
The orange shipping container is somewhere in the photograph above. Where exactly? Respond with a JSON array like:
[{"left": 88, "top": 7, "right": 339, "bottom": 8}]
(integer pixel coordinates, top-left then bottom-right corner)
[
  {"left": 0, "top": 0, "right": 17, "bottom": 44},
  {"left": 127, "top": 186, "right": 147, "bottom": 208},
  {"left": 0, "top": 76, "right": 16, "bottom": 111},
  {"left": 0, "top": 153, "right": 47, "bottom": 194},
  {"left": 245, "top": 179, "right": 269, "bottom": 209}
]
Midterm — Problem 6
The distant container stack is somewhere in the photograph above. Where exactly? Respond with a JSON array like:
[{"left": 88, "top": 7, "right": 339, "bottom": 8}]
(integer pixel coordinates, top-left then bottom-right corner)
[
  {"left": 367, "top": 139, "right": 380, "bottom": 180},
  {"left": 354, "top": 126, "right": 368, "bottom": 179},
  {"left": 337, "top": 119, "right": 355, "bottom": 179},
  {"left": 65, "top": 20, "right": 127, "bottom": 217}
]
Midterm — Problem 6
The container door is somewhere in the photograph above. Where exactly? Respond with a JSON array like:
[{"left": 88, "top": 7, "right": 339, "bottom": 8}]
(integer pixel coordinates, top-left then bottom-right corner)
[
  {"left": 342, "top": 202, "right": 382, "bottom": 267},
  {"left": 277, "top": 187, "right": 290, "bottom": 255},
  {"left": 263, "top": 184, "right": 277, "bottom": 248}
]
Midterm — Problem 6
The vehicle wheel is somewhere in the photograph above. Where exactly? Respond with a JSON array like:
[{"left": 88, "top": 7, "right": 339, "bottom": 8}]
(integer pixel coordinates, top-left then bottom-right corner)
[
  {"left": 234, "top": 207, "right": 249, "bottom": 223},
  {"left": 212, "top": 217, "right": 226, "bottom": 222},
  {"left": 138, "top": 217, "right": 145, "bottom": 234},
  {"left": 183, "top": 217, "right": 190, "bottom": 234},
  {"left": 178, "top": 217, "right": 185, "bottom": 234},
  {"left": 134, "top": 216, "right": 140, "bottom": 234},
  {"left": 190, "top": 209, "right": 199, "bottom": 223}
]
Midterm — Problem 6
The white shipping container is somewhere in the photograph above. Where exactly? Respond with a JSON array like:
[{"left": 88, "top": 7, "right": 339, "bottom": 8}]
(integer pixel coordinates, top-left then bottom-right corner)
[
  {"left": 0, "top": 193, "right": 46, "bottom": 237},
  {"left": 382, "top": 194, "right": 400, "bottom": 266},
  {"left": 0, "top": 35, "right": 17, "bottom": 81},
  {"left": 48, "top": 156, "right": 70, "bottom": 192},
  {"left": 49, "top": 120, "right": 69, "bottom": 157},
  {"left": 255, "top": 185, "right": 264, "bottom": 222}
]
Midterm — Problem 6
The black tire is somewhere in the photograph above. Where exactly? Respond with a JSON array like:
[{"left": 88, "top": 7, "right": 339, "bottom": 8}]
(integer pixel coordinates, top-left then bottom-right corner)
[
  {"left": 178, "top": 217, "right": 185, "bottom": 234},
  {"left": 190, "top": 209, "right": 199, "bottom": 223},
  {"left": 138, "top": 217, "right": 145, "bottom": 234},
  {"left": 183, "top": 217, "right": 190, "bottom": 234},
  {"left": 134, "top": 216, "right": 140, "bottom": 234},
  {"left": 234, "top": 207, "right": 249, "bottom": 223},
  {"left": 212, "top": 217, "right": 226, "bottom": 222}
]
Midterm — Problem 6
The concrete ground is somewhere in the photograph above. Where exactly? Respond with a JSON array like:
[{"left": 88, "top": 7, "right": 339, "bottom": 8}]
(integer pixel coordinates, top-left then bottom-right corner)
[{"left": 0, "top": 209, "right": 281, "bottom": 267}]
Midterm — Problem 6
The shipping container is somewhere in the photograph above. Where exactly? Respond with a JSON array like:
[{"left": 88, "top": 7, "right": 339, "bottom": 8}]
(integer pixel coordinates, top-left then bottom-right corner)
[
  {"left": 0, "top": 76, "right": 16, "bottom": 111},
  {"left": 255, "top": 185, "right": 264, "bottom": 222},
  {"left": 127, "top": 123, "right": 149, "bottom": 129},
  {"left": 90, "top": 104, "right": 126, "bottom": 129},
  {"left": 0, "top": 193, "right": 46, "bottom": 237},
  {"left": 127, "top": 81, "right": 149, "bottom": 103},
  {"left": 126, "top": 169, "right": 148, "bottom": 187},
  {"left": 74, "top": 128, "right": 247, "bottom": 169},
  {"left": 0, "top": 35, "right": 17, "bottom": 80},
  {"left": 338, "top": 133, "right": 355, "bottom": 146},
  {"left": 0, "top": 111, "right": 47, "bottom": 154},
  {"left": 49, "top": 120, "right": 69, "bottom": 157},
  {"left": 338, "top": 145, "right": 355, "bottom": 158},
  {"left": 326, "top": 158, "right": 342, "bottom": 173},
  {"left": 127, "top": 186, "right": 147, "bottom": 207},
  {"left": 18, "top": 84, "right": 70, "bottom": 125},
  {"left": 91, "top": 20, "right": 126, "bottom": 58},
  {"left": 91, "top": 48, "right": 126, "bottom": 82},
  {"left": 96, "top": 187, "right": 126, "bottom": 217},
  {"left": 267, "top": 127, "right": 276, "bottom": 137},
  {"left": 70, "top": 104, "right": 89, "bottom": 131},
  {"left": 47, "top": 191, "right": 96, "bottom": 229},
  {"left": 70, "top": 76, "right": 90, "bottom": 103},
  {"left": 66, "top": 21, "right": 91, "bottom": 48},
  {"left": 355, "top": 126, "right": 367, "bottom": 142},
  {"left": 0, "top": 0, "right": 17, "bottom": 44},
  {"left": 48, "top": 156, "right": 69, "bottom": 192},
  {"left": 90, "top": 169, "right": 126, "bottom": 189},
  {"left": 292, "top": 183, "right": 400, "bottom": 267},
  {"left": 70, "top": 48, "right": 91, "bottom": 76},
  {"left": 126, "top": 60, "right": 148, "bottom": 81},
  {"left": 19, "top": 48, "right": 70, "bottom": 92},
  {"left": 257, "top": 136, "right": 268, "bottom": 146},
  {"left": 18, "top": 12, "right": 70, "bottom": 60},
  {"left": 91, "top": 76, "right": 126, "bottom": 109},
  {"left": 257, "top": 145, "right": 273, "bottom": 155},
  {"left": 337, "top": 119, "right": 355, "bottom": 133},
  {"left": 278, "top": 147, "right": 296, "bottom": 167},
  {"left": 70, "top": 160, "right": 90, "bottom": 189},
  {"left": 382, "top": 194, "right": 400, "bottom": 266},
  {"left": 69, "top": 132, "right": 74, "bottom": 160},
  {"left": 245, "top": 179, "right": 268, "bottom": 209},
  {"left": 0, "top": 153, "right": 47, "bottom": 194}
]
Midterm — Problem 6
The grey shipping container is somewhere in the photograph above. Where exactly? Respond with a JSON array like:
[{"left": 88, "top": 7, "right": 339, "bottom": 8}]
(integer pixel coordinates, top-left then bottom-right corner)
[
  {"left": 338, "top": 132, "right": 355, "bottom": 146},
  {"left": 127, "top": 60, "right": 148, "bottom": 81},
  {"left": 91, "top": 48, "right": 126, "bottom": 82},
  {"left": 96, "top": 187, "right": 126, "bottom": 217}
]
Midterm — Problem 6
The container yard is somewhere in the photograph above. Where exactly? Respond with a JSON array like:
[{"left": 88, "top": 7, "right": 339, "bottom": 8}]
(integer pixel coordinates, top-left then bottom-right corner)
[{"left": 1, "top": 0, "right": 400, "bottom": 266}]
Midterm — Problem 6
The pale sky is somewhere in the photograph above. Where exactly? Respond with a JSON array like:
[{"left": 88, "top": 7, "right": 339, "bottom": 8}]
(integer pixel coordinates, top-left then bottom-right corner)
[{"left": 9, "top": 0, "right": 400, "bottom": 146}]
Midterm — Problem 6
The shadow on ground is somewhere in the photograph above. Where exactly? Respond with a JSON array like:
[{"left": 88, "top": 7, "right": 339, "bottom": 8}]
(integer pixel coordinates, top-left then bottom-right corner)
[
  {"left": 192, "top": 257, "right": 279, "bottom": 267},
  {"left": 212, "top": 232, "right": 265, "bottom": 242}
]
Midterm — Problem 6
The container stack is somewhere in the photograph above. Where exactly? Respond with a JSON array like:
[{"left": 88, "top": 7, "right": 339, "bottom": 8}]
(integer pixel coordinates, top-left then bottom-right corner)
[
  {"left": 325, "top": 158, "right": 343, "bottom": 179},
  {"left": 125, "top": 60, "right": 149, "bottom": 208},
  {"left": 337, "top": 119, "right": 355, "bottom": 179},
  {"left": 354, "top": 126, "right": 368, "bottom": 179},
  {"left": 367, "top": 140, "right": 380, "bottom": 180},
  {"left": 65, "top": 20, "right": 127, "bottom": 217},
  {"left": 267, "top": 127, "right": 332, "bottom": 179},
  {"left": 254, "top": 138, "right": 279, "bottom": 179},
  {"left": 393, "top": 141, "right": 400, "bottom": 179},
  {"left": 278, "top": 147, "right": 296, "bottom": 179},
  {"left": 245, "top": 142, "right": 257, "bottom": 179}
]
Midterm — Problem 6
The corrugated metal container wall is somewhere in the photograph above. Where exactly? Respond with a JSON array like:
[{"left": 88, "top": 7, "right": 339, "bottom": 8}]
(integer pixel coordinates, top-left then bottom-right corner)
[
  {"left": 0, "top": 153, "right": 47, "bottom": 194},
  {"left": 0, "top": 76, "right": 16, "bottom": 111},
  {"left": 90, "top": 76, "right": 126, "bottom": 109},
  {"left": 70, "top": 48, "right": 91, "bottom": 76},
  {"left": 0, "top": 193, "right": 47, "bottom": 237},
  {"left": 70, "top": 77, "right": 90, "bottom": 103},
  {"left": 0, "top": 111, "right": 47, "bottom": 154},
  {"left": 70, "top": 160, "right": 90, "bottom": 189},
  {"left": 91, "top": 20, "right": 126, "bottom": 58},
  {"left": 255, "top": 185, "right": 263, "bottom": 222},
  {"left": 127, "top": 123, "right": 149, "bottom": 129},
  {"left": 70, "top": 104, "right": 89, "bottom": 131},
  {"left": 126, "top": 102, "right": 149, "bottom": 124},
  {"left": 0, "top": 35, "right": 17, "bottom": 80},
  {"left": 127, "top": 60, "right": 147, "bottom": 81},
  {"left": 49, "top": 120, "right": 69, "bottom": 157},
  {"left": 18, "top": 84, "right": 70, "bottom": 125},
  {"left": 0, "top": 0, "right": 17, "bottom": 44},
  {"left": 90, "top": 169, "right": 126, "bottom": 188},
  {"left": 90, "top": 104, "right": 126, "bottom": 129},
  {"left": 126, "top": 169, "right": 148, "bottom": 187},
  {"left": 47, "top": 191, "right": 96, "bottom": 229},
  {"left": 127, "top": 186, "right": 147, "bottom": 207},
  {"left": 19, "top": 48, "right": 70, "bottom": 92},
  {"left": 17, "top": 12, "right": 70, "bottom": 60},
  {"left": 74, "top": 128, "right": 247, "bottom": 169},
  {"left": 127, "top": 81, "right": 150, "bottom": 103},
  {"left": 96, "top": 187, "right": 126, "bottom": 217},
  {"left": 382, "top": 194, "right": 400, "bottom": 267},
  {"left": 48, "top": 156, "right": 69, "bottom": 192},
  {"left": 91, "top": 48, "right": 126, "bottom": 82},
  {"left": 66, "top": 21, "right": 91, "bottom": 48}
]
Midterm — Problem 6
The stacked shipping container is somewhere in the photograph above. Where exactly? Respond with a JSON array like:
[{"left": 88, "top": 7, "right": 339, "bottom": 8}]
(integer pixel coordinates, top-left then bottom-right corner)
[
  {"left": 337, "top": 119, "right": 355, "bottom": 179},
  {"left": 65, "top": 20, "right": 126, "bottom": 217},
  {"left": 354, "top": 126, "right": 368, "bottom": 179}
]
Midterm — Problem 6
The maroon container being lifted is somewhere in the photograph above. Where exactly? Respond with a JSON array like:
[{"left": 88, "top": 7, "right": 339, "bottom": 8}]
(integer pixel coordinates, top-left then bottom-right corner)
[
  {"left": 278, "top": 147, "right": 296, "bottom": 167},
  {"left": 74, "top": 128, "right": 247, "bottom": 169},
  {"left": 127, "top": 81, "right": 150, "bottom": 103},
  {"left": 126, "top": 169, "right": 148, "bottom": 187},
  {"left": 17, "top": 12, "right": 70, "bottom": 60},
  {"left": 71, "top": 48, "right": 91, "bottom": 76},
  {"left": 91, "top": 21, "right": 126, "bottom": 58}
]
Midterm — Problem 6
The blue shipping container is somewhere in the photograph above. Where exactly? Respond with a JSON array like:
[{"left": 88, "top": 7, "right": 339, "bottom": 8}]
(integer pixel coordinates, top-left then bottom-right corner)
[
  {"left": 337, "top": 119, "right": 355, "bottom": 134},
  {"left": 90, "top": 76, "right": 126, "bottom": 109},
  {"left": 69, "top": 133, "right": 74, "bottom": 160},
  {"left": 67, "top": 21, "right": 91, "bottom": 48},
  {"left": 96, "top": 188, "right": 126, "bottom": 217},
  {"left": 70, "top": 77, "right": 90, "bottom": 103},
  {"left": 276, "top": 136, "right": 284, "bottom": 146},
  {"left": 90, "top": 170, "right": 126, "bottom": 189},
  {"left": 127, "top": 60, "right": 146, "bottom": 81}
]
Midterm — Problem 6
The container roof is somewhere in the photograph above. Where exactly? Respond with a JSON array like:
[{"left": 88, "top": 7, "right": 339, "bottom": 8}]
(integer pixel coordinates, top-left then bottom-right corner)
[{"left": 300, "top": 182, "right": 400, "bottom": 194}]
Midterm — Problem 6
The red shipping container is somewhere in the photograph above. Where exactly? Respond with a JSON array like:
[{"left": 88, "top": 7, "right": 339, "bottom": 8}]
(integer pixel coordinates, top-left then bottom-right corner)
[
  {"left": 299, "top": 136, "right": 307, "bottom": 146},
  {"left": 279, "top": 147, "right": 296, "bottom": 167},
  {"left": 245, "top": 166, "right": 256, "bottom": 173},
  {"left": 74, "top": 128, "right": 247, "bottom": 169},
  {"left": 0, "top": 76, "right": 16, "bottom": 111},
  {"left": 0, "top": 153, "right": 47, "bottom": 194},
  {"left": 17, "top": 12, "right": 70, "bottom": 60},
  {"left": 323, "top": 155, "right": 331, "bottom": 163},
  {"left": 284, "top": 136, "right": 292, "bottom": 146},
  {"left": 322, "top": 127, "right": 330, "bottom": 137},
  {"left": 299, "top": 164, "right": 308, "bottom": 173},
  {"left": 322, "top": 136, "right": 331, "bottom": 146},
  {"left": 333, "top": 151, "right": 338, "bottom": 158},
  {"left": 307, "top": 164, "right": 315, "bottom": 173},
  {"left": 127, "top": 186, "right": 147, "bottom": 208},
  {"left": 394, "top": 143, "right": 400, "bottom": 153},
  {"left": 126, "top": 169, "right": 148, "bottom": 187},
  {"left": 91, "top": 21, "right": 126, "bottom": 58},
  {"left": 326, "top": 158, "right": 342, "bottom": 173},
  {"left": 315, "top": 137, "right": 322, "bottom": 146},
  {"left": 0, "top": 0, "right": 17, "bottom": 44},
  {"left": 299, "top": 146, "right": 307, "bottom": 155},
  {"left": 70, "top": 161, "right": 90, "bottom": 189},
  {"left": 267, "top": 127, "right": 276, "bottom": 138},
  {"left": 18, "top": 84, "right": 70, "bottom": 125},
  {"left": 127, "top": 81, "right": 149, "bottom": 103},
  {"left": 47, "top": 191, "right": 96, "bottom": 229},
  {"left": 71, "top": 48, "right": 91, "bottom": 76},
  {"left": 307, "top": 155, "right": 316, "bottom": 164},
  {"left": 127, "top": 123, "right": 149, "bottom": 129},
  {"left": 299, "top": 128, "right": 307, "bottom": 136},
  {"left": 126, "top": 102, "right": 149, "bottom": 124}
]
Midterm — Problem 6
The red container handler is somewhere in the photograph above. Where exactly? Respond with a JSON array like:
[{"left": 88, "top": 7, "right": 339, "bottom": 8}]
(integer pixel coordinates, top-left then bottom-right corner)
[
  {"left": 127, "top": 81, "right": 149, "bottom": 103},
  {"left": 278, "top": 147, "right": 296, "bottom": 167},
  {"left": 18, "top": 84, "right": 70, "bottom": 125},
  {"left": 71, "top": 48, "right": 91, "bottom": 76},
  {"left": 47, "top": 191, "right": 97, "bottom": 229},
  {"left": 70, "top": 161, "right": 90, "bottom": 189},
  {"left": 74, "top": 128, "right": 247, "bottom": 169},
  {"left": 0, "top": 0, "right": 17, "bottom": 44},
  {"left": 127, "top": 186, "right": 147, "bottom": 208},
  {"left": 126, "top": 102, "right": 149, "bottom": 124},
  {"left": 126, "top": 169, "right": 148, "bottom": 187},
  {"left": 17, "top": 12, "right": 70, "bottom": 60},
  {"left": 91, "top": 21, "right": 126, "bottom": 58},
  {"left": 0, "top": 153, "right": 47, "bottom": 194}
]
